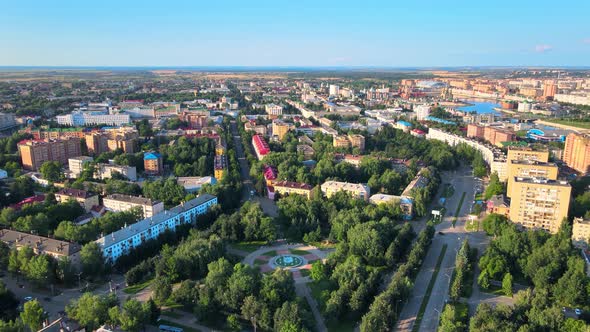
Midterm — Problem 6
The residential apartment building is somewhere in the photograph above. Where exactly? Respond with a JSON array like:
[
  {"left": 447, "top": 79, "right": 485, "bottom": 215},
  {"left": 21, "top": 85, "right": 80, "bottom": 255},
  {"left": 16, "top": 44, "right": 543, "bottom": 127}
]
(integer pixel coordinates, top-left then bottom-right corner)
[
  {"left": 563, "top": 132, "right": 590, "bottom": 174},
  {"left": 333, "top": 135, "right": 350, "bottom": 149},
  {"left": 144, "top": 152, "right": 163, "bottom": 175},
  {"left": 0, "top": 229, "right": 81, "bottom": 263},
  {"left": 271, "top": 181, "right": 313, "bottom": 200},
  {"left": 467, "top": 124, "right": 516, "bottom": 146},
  {"left": 415, "top": 104, "right": 431, "bottom": 121},
  {"left": 244, "top": 121, "right": 268, "bottom": 136},
  {"left": 55, "top": 188, "right": 99, "bottom": 212},
  {"left": 96, "top": 194, "right": 218, "bottom": 262},
  {"left": 18, "top": 138, "right": 82, "bottom": 170},
  {"left": 95, "top": 163, "right": 137, "bottom": 181},
  {"left": 214, "top": 155, "right": 227, "bottom": 179},
  {"left": 572, "top": 217, "right": 590, "bottom": 248},
  {"left": 508, "top": 177, "right": 571, "bottom": 234},
  {"left": 321, "top": 181, "right": 370, "bottom": 201},
  {"left": 68, "top": 156, "right": 94, "bottom": 177},
  {"left": 296, "top": 145, "right": 315, "bottom": 159},
  {"left": 348, "top": 134, "right": 365, "bottom": 151},
  {"left": 272, "top": 120, "right": 291, "bottom": 140},
  {"left": 103, "top": 194, "right": 164, "bottom": 218},
  {"left": 506, "top": 160, "right": 559, "bottom": 198},
  {"left": 369, "top": 194, "right": 414, "bottom": 219},
  {"left": 252, "top": 135, "right": 270, "bottom": 160}
]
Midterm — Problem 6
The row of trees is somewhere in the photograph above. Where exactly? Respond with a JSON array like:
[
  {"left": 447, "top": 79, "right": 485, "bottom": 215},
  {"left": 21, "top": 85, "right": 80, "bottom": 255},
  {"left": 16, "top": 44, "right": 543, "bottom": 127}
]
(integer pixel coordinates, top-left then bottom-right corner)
[
  {"left": 360, "top": 223, "right": 435, "bottom": 331},
  {"left": 210, "top": 201, "right": 276, "bottom": 243},
  {"left": 449, "top": 240, "right": 475, "bottom": 302}
]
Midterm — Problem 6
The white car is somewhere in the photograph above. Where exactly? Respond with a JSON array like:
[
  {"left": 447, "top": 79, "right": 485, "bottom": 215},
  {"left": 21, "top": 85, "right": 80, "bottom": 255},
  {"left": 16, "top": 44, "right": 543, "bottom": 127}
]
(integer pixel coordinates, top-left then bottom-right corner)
[
  {"left": 575, "top": 308, "right": 582, "bottom": 316},
  {"left": 24, "top": 296, "right": 33, "bottom": 302}
]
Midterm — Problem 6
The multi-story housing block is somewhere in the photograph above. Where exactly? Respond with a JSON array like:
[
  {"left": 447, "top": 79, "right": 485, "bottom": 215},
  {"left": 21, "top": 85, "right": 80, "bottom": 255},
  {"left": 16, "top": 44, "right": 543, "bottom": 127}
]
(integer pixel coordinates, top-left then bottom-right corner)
[
  {"left": 18, "top": 138, "right": 82, "bottom": 170},
  {"left": 563, "top": 132, "right": 590, "bottom": 175},
  {"left": 321, "top": 181, "right": 370, "bottom": 201},
  {"left": 96, "top": 194, "right": 217, "bottom": 262},
  {"left": 55, "top": 188, "right": 99, "bottom": 212},
  {"left": 103, "top": 194, "right": 164, "bottom": 218}
]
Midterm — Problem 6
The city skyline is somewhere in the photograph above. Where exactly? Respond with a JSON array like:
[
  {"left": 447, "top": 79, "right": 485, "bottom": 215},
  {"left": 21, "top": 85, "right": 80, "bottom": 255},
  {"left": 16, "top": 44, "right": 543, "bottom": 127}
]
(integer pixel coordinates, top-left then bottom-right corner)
[{"left": 1, "top": 0, "right": 589, "bottom": 67}]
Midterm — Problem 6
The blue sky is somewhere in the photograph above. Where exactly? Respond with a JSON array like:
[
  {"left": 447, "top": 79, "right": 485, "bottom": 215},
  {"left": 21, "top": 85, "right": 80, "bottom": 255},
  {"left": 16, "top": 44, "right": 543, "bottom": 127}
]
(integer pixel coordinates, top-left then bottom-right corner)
[{"left": 1, "top": 0, "right": 589, "bottom": 67}]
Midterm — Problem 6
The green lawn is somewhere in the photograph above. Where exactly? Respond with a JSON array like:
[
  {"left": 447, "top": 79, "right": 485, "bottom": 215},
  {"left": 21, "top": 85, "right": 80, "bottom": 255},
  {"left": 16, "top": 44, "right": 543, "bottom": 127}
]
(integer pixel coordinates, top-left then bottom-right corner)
[
  {"left": 465, "top": 218, "right": 480, "bottom": 232},
  {"left": 231, "top": 241, "right": 267, "bottom": 253},
  {"left": 308, "top": 280, "right": 333, "bottom": 309},
  {"left": 289, "top": 249, "right": 311, "bottom": 255},
  {"left": 123, "top": 279, "right": 152, "bottom": 294},
  {"left": 262, "top": 250, "right": 277, "bottom": 257},
  {"left": 412, "top": 244, "right": 448, "bottom": 332},
  {"left": 543, "top": 119, "right": 590, "bottom": 129},
  {"left": 157, "top": 319, "right": 203, "bottom": 332}
]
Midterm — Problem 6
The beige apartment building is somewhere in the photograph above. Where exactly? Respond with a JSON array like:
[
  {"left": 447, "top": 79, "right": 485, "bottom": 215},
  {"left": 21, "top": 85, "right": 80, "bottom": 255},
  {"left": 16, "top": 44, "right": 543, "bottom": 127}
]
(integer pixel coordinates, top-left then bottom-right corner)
[
  {"left": 68, "top": 156, "right": 94, "bottom": 177},
  {"left": 272, "top": 181, "right": 313, "bottom": 199},
  {"left": 103, "top": 194, "right": 164, "bottom": 218},
  {"left": 333, "top": 135, "right": 350, "bottom": 148},
  {"left": 0, "top": 229, "right": 81, "bottom": 263},
  {"left": 506, "top": 160, "right": 559, "bottom": 197},
  {"left": 272, "top": 120, "right": 292, "bottom": 140},
  {"left": 321, "top": 181, "right": 370, "bottom": 201},
  {"left": 348, "top": 134, "right": 365, "bottom": 151},
  {"left": 572, "top": 217, "right": 590, "bottom": 248},
  {"left": 507, "top": 146, "right": 549, "bottom": 164},
  {"left": 563, "top": 132, "right": 590, "bottom": 175},
  {"left": 508, "top": 177, "right": 571, "bottom": 234},
  {"left": 18, "top": 138, "right": 82, "bottom": 170},
  {"left": 55, "top": 188, "right": 99, "bottom": 212}
]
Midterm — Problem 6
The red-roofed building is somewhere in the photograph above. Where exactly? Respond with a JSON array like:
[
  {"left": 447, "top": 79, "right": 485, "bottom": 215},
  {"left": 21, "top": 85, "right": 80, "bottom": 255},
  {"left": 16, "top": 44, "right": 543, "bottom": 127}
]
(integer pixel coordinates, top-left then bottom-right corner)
[
  {"left": 252, "top": 135, "right": 270, "bottom": 160},
  {"left": 411, "top": 129, "right": 426, "bottom": 138},
  {"left": 263, "top": 165, "right": 278, "bottom": 185},
  {"left": 9, "top": 195, "right": 45, "bottom": 211}
]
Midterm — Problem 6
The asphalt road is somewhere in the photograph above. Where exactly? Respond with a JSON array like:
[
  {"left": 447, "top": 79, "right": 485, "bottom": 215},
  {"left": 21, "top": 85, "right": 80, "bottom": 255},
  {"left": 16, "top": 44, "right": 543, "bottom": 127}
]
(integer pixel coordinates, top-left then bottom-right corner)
[
  {"left": 396, "top": 166, "right": 476, "bottom": 332},
  {"left": 229, "top": 120, "right": 278, "bottom": 217}
]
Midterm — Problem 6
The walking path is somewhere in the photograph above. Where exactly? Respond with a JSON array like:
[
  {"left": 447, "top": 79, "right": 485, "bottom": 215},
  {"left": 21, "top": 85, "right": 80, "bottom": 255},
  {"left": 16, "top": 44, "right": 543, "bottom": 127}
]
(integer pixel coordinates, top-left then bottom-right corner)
[{"left": 295, "top": 283, "right": 328, "bottom": 332}]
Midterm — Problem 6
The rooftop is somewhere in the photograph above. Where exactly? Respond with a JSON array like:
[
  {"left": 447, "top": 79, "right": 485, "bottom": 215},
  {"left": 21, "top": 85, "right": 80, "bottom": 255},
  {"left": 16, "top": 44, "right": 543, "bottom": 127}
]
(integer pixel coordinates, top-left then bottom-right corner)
[
  {"left": 96, "top": 194, "right": 217, "bottom": 249},
  {"left": 104, "top": 194, "right": 160, "bottom": 206},
  {"left": 57, "top": 188, "right": 96, "bottom": 199},
  {"left": 0, "top": 229, "right": 80, "bottom": 256}
]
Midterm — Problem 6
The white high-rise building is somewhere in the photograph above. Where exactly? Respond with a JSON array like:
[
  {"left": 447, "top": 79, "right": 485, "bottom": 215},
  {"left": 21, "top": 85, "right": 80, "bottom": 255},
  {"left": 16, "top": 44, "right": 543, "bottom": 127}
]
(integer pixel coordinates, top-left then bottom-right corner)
[
  {"left": 415, "top": 104, "right": 431, "bottom": 120},
  {"left": 329, "top": 85, "right": 340, "bottom": 96}
]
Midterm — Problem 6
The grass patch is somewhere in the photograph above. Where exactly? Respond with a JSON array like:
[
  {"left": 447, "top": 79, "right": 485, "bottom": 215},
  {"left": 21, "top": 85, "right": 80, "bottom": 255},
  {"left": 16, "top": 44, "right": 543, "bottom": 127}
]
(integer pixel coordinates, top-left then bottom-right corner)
[
  {"left": 254, "top": 258, "right": 267, "bottom": 266},
  {"left": 231, "top": 241, "right": 266, "bottom": 253},
  {"left": 309, "top": 280, "right": 333, "bottom": 309},
  {"left": 156, "top": 319, "right": 202, "bottom": 332},
  {"left": 308, "top": 241, "right": 337, "bottom": 249},
  {"left": 300, "top": 269, "right": 311, "bottom": 277},
  {"left": 412, "top": 244, "right": 448, "bottom": 332},
  {"left": 452, "top": 192, "right": 467, "bottom": 227},
  {"left": 465, "top": 217, "right": 480, "bottom": 232},
  {"left": 262, "top": 250, "right": 277, "bottom": 257},
  {"left": 123, "top": 279, "right": 152, "bottom": 294},
  {"left": 289, "top": 249, "right": 311, "bottom": 255}
]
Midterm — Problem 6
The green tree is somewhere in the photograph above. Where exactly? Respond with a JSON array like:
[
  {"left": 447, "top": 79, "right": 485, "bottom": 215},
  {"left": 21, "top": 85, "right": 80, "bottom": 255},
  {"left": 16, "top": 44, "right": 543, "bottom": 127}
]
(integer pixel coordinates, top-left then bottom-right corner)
[
  {"left": 20, "top": 300, "right": 44, "bottom": 332},
  {"left": 80, "top": 242, "right": 104, "bottom": 278},
  {"left": 478, "top": 270, "right": 490, "bottom": 289},
  {"left": 310, "top": 261, "right": 326, "bottom": 281},
  {"left": 66, "top": 293, "right": 115, "bottom": 331},
  {"left": 39, "top": 161, "right": 64, "bottom": 183},
  {"left": 152, "top": 276, "right": 172, "bottom": 305},
  {"left": 226, "top": 314, "right": 241, "bottom": 332},
  {"left": 119, "top": 299, "right": 148, "bottom": 332},
  {"left": 502, "top": 272, "right": 513, "bottom": 297},
  {"left": 484, "top": 172, "right": 504, "bottom": 199}
]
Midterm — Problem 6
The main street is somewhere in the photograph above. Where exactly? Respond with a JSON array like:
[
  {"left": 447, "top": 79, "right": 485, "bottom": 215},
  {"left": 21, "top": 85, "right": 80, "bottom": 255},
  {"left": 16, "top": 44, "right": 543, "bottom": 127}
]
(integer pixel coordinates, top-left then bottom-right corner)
[
  {"left": 396, "top": 166, "right": 481, "bottom": 332},
  {"left": 229, "top": 120, "right": 278, "bottom": 217}
]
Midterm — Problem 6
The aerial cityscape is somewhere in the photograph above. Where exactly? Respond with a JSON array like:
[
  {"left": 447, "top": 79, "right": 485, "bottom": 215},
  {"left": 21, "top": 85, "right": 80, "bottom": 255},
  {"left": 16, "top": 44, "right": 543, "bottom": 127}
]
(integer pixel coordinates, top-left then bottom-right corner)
[{"left": 1, "top": 1, "right": 590, "bottom": 332}]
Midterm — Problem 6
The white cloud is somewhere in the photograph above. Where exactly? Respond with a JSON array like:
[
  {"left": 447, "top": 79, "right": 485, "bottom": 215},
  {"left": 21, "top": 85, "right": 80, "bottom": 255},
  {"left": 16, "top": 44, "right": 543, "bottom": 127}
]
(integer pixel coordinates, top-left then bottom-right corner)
[
  {"left": 534, "top": 44, "right": 553, "bottom": 53},
  {"left": 583, "top": 38, "right": 590, "bottom": 44}
]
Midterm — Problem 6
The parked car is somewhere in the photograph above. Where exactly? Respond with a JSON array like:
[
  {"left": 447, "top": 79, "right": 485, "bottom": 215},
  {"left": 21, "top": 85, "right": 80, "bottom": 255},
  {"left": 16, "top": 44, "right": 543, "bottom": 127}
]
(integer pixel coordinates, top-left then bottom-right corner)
[
  {"left": 23, "top": 296, "right": 33, "bottom": 302},
  {"left": 575, "top": 308, "right": 582, "bottom": 316}
]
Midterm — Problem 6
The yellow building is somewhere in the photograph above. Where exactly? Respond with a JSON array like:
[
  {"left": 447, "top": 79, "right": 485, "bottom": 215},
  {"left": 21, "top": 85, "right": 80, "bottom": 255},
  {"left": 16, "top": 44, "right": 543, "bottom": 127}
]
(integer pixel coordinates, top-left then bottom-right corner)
[
  {"left": 215, "top": 143, "right": 226, "bottom": 156},
  {"left": 272, "top": 120, "right": 291, "bottom": 140},
  {"left": 55, "top": 188, "right": 100, "bottom": 212},
  {"left": 272, "top": 181, "right": 313, "bottom": 199},
  {"left": 348, "top": 134, "right": 365, "bottom": 151},
  {"left": 572, "top": 217, "right": 590, "bottom": 248},
  {"left": 214, "top": 155, "right": 227, "bottom": 180},
  {"left": 507, "top": 146, "right": 549, "bottom": 164},
  {"left": 506, "top": 160, "right": 559, "bottom": 197},
  {"left": 333, "top": 135, "right": 350, "bottom": 149},
  {"left": 563, "top": 133, "right": 590, "bottom": 175},
  {"left": 508, "top": 177, "right": 571, "bottom": 234},
  {"left": 320, "top": 181, "right": 370, "bottom": 201}
]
